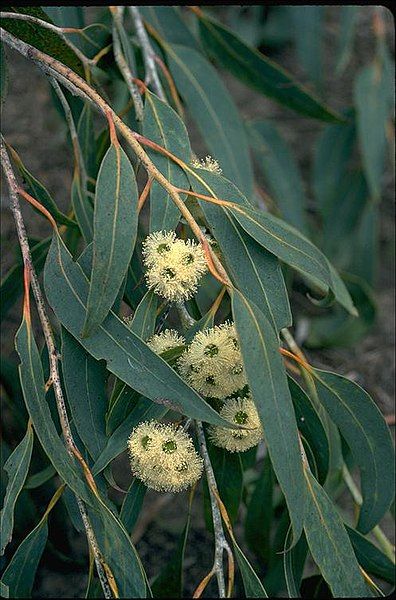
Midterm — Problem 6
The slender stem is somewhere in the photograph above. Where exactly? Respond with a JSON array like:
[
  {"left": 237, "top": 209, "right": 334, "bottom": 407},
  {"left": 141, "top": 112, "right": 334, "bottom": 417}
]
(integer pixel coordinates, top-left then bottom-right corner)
[
  {"left": 128, "top": 6, "right": 165, "bottom": 100},
  {"left": 0, "top": 139, "right": 113, "bottom": 599},
  {"left": 176, "top": 303, "right": 196, "bottom": 329},
  {"left": 110, "top": 6, "right": 144, "bottom": 122},
  {"left": 342, "top": 464, "right": 395, "bottom": 563},
  {"left": 197, "top": 422, "right": 233, "bottom": 598}
]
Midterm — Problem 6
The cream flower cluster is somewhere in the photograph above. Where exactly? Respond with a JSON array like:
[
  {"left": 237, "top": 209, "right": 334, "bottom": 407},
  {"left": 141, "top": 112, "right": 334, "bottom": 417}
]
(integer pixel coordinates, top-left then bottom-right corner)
[
  {"left": 209, "top": 396, "right": 263, "bottom": 452},
  {"left": 147, "top": 329, "right": 185, "bottom": 354},
  {"left": 178, "top": 322, "right": 247, "bottom": 399},
  {"left": 191, "top": 155, "right": 222, "bottom": 174},
  {"left": 128, "top": 421, "right": 203, "bottom": 492},
  {"left": 142, "top": 231, "right": 207, "bottom": 302}
]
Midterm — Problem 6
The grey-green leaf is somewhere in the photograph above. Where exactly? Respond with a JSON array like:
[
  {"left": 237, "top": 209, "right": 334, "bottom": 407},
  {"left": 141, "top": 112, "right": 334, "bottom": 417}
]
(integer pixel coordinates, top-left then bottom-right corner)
[
  {"left": 140, "top": 6, "right": 200, "bottom": 50},
  {"left": 304, "top": 469, "right": 370, "bottom": 597},
  {"left": 354, "top": 61, "right": 391, "bottom": 200},
  {"left": 248, "top": 120, "right": 308, "bottom": 232},
  {"left": 313, "top": 369, "right": 395, "bottom": 533},
  {"left": 189, "top": 170, "right": 292, "bottom": 332},
  {"left": 0, "top": 515, "right": 48, "bottom": 598},
  {"left": 229, "top": 205, "right": 356, "bottom": 315},
  {"left": 197, "top": 12, "right": 341, "bottom": 122},
  {"left": 82, "top": 139, "right": 138, "bottom": 337},
  {"left": 233, "top": 541, "right": 268, "bottom": 598},
  {"left": 208, "top": 441, "right": 243, "bottom": 524},
  {"left": 346, "top": 525, "right": 395, "bottom": 584},
  {"left": 71, "top": 171, "right": 93, "bottom": 244},
  {"left": 232, "top": 289, "right": 304, "bottom": 544},
  {"left": 166, "top": 43, "right": 254, "bottom": 197},
  {"left": 61, "top": 328, "right": 107, "bottom": 461},
  {"left": 143, "top": 91, "right": 191, "bottom": 231},
  {"left": 120, "top": 479, "right": 147, "bottom": 534},
  {"left": 0, "top": 421, "right": 34, "bottom": 555},
  {"left": 289, "top": 6, "right": 325, "bottom": 91},
  {"left": 288, "top": 376, "right": 329, "bottom": 484},
  {"left": 44, "top": 234, "right": 229, "bottom": 427},
  {"left": 312, "top": 115, "right": 356, "bottom": 219}
]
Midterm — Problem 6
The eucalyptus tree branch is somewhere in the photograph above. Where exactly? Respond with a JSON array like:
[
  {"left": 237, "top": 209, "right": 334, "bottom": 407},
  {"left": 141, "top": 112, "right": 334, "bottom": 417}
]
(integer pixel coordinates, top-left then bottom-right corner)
[
  {"left": 196, "top": 421, "right": 234, "bottom": 598},
  {"left": 0, "top": 27, "right": 230, "bottom": 287},
  {"left": 0, "top": 11, "right": 92, "bottom": 68},
  {"left": 128, "top": 6, "right": 165, "bottom": 100},
  {"left": 110, "top": 6, "right": 144, "bottom": 122},
  {"left": 0, "top": 139, "right": 113, "bottom": 600}
]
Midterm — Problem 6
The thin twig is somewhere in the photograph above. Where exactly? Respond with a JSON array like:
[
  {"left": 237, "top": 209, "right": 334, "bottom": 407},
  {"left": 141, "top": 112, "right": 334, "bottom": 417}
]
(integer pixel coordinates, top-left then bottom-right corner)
[
  {"left": 0, "top": 28, "right": 230, "bottom": 287},
  {"left": 110, "top": 6, "right": 144, "bottom": 122},
  {"left": 196, "top": 422, "right": 234, "bottom": 598},
  {"left": 0, "top": 139, "right": 113, "bottom": 599},
  {"left": 128, "top": 6, "right": 165, "bottom": 100}
]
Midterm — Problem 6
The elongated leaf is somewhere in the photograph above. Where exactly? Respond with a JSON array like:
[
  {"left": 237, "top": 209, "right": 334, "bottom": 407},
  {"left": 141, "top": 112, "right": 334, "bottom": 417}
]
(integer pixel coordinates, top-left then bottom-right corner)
[
  {"left": 44, "top": 234, "right": 229, "bottom": 427},
  {"left": 7, "top": 144, "right": 77, "bottom": 228},
  {"left": 1, "top": 6, "right": 84, "bottom": 76},
  {"left": 313, "top": 369, "right": 395, "bottom": 533},
  {"left": 143, "top": 91, "right": 190, "bottom": 231},
  {"left": 354, "top": 61, "right": 391, "bottom": 200},
  {"left": 24, "top": 465, "right": 56, "bottom": 490},
  {"left": 233, "top": 541, "right": 268, "bottom": 598},
  {"left": 335, "top": 6, "right": 359, "bottom": 75},
  {"left": 208, "top": 441, "right": 243, "bottom": 524},
  {"left": 288, "top": 376, "right": 329, "bottom": 484},
  {"left": 346, "top": 525, "right": 395, "bottom": 584},
  {"left": 232, "top": 290, "right": 304, "bottom": 544},
  {"left": 71, "top": 171, "right": 93, "bottom": 244},
  {"left": 140, "top": 6, "right": 200, "bottom": 50},
  {"left": 77, "top": 103, "right": 97, "bottom": 180},
  {"left": 127, "top": 289, "right": 158, "bottom": 341},
  {"left": 83, "top": 137, "right": 138, "bottom": 336},
  {"left": 304, "top": 469, "right": 370, "bottom": 597},
  {"left": 0, "top": 422, "right": 33, "bottom": 555},
  {"left": 312, "top": 115, "right": 356, "bottom": 218},
  {"left": 15, "top": 318, "right": 91, "bottom": 504},
  {"left": 289, "top": 6, "right": 324, "bottom": 90},
  {"left": 166, "top": 44, "right": 254, "bottom": 197},
  {"left": 229, "top": 204, "right": 356, "bottom": 315},
  {"left": 1, "top": 513, "right": 48, "bottom": 598},
  {"left": 93, "top": 398, "right": 167, "bottom": 475},
  {"left": 248, "top": 120, "right": 308, "bottom": 232},
  {"left": 245, "top": 453, "right": 273, "bottom": 562},
  {"left": 283, "top": 527, "right": 308, "bottom": 598},
  {"left": 1, "top": 237, "right": 51, "bottom": 322},
  {"left": 87, "top": 494, "right": 147, "bottom": 598},
  {"left": 120, "top": 479, "right": 146, "bottom": 534},
  {"left": 197, "top": 12, "right": 341, "bottom": 122},
  {"left": 44, "top": 6, "right": 84, "bottom": 28},
  {"left": 189, "top": 170, "right": 292, "bottom": 332},
  {"left": 61, "top": 328, "right": 107, "bottom": 461},
  {"left": 350, "top": 203, "right": 379, "bottom": 287}
]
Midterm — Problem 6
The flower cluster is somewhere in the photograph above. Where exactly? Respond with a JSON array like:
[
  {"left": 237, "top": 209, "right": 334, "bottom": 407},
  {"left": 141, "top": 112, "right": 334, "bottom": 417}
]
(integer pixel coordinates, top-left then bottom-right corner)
[
  {"left": 191, "top": 155, "right": 222, "bottom": 174},
  {"left": 209, "top": 396, "right": 263, "bottom": 452},
  {"left": 142, "top": 231, "right": 207, "bottom": 302},
  {"left": 178, "top": 322, "right": 246, "bottom": 398},
  {"left": 147, "top": 329, "right": 185, "bottom": 354},
  {"left": 128, "top": 421, "right": 203, "bottom": 492}
]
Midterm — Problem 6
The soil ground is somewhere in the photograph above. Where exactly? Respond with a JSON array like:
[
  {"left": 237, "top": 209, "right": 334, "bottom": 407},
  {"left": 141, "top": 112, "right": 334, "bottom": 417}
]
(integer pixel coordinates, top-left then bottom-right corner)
[{"left": 1, "top": 6, "right": 394, "bottom": 598}]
